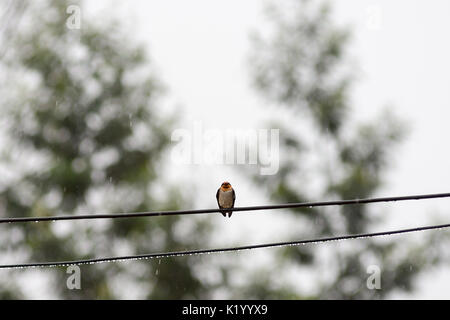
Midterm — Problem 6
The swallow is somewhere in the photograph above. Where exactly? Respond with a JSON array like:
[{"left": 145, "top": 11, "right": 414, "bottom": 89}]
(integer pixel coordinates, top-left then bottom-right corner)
[{"left": 216, "top": 181, "right": 236, "bottom": 218}]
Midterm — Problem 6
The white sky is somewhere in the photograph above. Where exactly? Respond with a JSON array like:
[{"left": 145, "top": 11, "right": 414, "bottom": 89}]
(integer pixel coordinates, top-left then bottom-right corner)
[
  {"left": 88, "top": 0, "right": 450, "bottom": 203},
  {"left": 20, "top": 0, "right": 450, "bottom": 298}
]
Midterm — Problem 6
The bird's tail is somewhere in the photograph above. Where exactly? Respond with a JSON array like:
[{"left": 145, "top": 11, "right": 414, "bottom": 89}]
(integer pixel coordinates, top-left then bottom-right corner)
[{"left": 228, "top": 212, "right": 232, "bottom": 218}]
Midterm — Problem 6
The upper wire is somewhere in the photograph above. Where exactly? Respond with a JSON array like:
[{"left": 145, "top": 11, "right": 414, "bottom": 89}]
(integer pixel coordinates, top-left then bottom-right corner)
[{"left": 0, "top": 192, "right": 449, "bottom": 224}]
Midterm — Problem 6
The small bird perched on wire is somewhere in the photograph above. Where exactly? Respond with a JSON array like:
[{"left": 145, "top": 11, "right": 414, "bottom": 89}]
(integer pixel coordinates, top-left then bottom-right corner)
[{"left": 216, "top": 181, "right": 236, "bottom": 218}]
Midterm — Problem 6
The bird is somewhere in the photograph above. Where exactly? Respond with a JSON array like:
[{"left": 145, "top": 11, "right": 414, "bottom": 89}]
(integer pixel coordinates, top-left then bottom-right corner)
[{"left": 216, "top": 181, "right": 236, "bottom": 218}]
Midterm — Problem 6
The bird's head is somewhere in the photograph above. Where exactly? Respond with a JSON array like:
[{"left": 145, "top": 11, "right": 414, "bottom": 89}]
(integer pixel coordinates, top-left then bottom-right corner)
[{"left": 220, "top": 181, "right": 232, "bottom": 191}]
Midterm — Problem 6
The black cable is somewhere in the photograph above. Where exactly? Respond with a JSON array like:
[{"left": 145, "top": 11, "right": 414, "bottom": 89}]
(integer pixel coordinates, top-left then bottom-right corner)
[
  {"left": 1, "top": 222, "right": 449, "bottom": 269},
  {"left": 1, "top": 192, "right": 449, "bottom": 224}
]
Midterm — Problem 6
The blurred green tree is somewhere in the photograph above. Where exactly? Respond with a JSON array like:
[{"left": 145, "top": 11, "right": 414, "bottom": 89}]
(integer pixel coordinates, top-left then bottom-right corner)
[
  {"left": 0, "top": 0, "right": 444, "bottom": 300},
  {"left": 240, "top": 0, "right": 441, "bottom": 299},
  {"left": 0, "top": 0, "right": 212, "bottom": 299}
]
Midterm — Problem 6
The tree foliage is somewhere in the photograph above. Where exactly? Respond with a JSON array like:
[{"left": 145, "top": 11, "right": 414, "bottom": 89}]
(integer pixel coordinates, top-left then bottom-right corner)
[
  {"left": 0, "top": 0, "right": 211, "bottom": 299},
  {"left": 244, "top": 0, "right": 441, "bottom": 299},
  {"left": 0, "top": 0, "right": 444, "bottom": 300}
]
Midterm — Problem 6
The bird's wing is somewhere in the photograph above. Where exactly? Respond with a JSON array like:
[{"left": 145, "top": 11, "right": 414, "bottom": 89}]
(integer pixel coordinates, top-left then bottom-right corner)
[
  {"left": 216, "top": 188, "right": 222, "bottom": 208},
  {"left": 232, "top": 188, "right": 236, "bottom": 207}
]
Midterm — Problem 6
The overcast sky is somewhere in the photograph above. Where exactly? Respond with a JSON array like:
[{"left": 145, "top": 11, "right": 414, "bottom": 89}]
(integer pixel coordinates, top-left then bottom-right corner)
[{"left": 81, "top": 0, "right": 450, "bottom": 298}]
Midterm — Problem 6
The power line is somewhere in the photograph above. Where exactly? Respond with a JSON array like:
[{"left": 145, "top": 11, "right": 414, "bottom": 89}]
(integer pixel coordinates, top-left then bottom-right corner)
[
  {"left": 1, "top": 192, "right": 450, "bottom": 224},
  {"left": 0, "top": 222, "right": 448, "bottom": 270}
]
